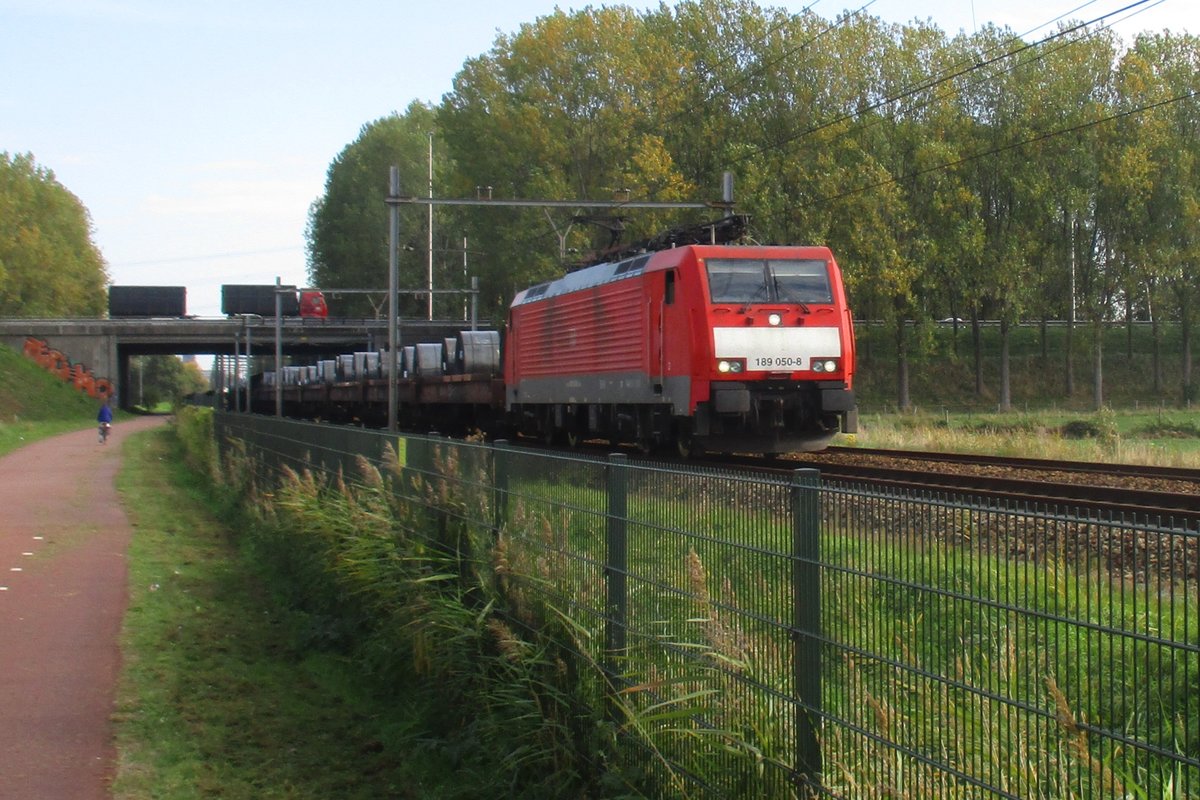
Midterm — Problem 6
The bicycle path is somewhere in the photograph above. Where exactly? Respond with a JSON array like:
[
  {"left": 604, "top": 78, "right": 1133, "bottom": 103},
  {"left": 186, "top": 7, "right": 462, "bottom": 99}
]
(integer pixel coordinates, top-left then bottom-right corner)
[{"left": 0, "top": 415, "right": 166, "bottom": 800}]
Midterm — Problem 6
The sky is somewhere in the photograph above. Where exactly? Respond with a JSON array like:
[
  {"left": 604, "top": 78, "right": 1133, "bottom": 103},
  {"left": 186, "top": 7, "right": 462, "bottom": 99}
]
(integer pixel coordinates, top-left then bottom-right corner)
[{"left": 1, "top": 0, "right": 1193, "bottom": 320}]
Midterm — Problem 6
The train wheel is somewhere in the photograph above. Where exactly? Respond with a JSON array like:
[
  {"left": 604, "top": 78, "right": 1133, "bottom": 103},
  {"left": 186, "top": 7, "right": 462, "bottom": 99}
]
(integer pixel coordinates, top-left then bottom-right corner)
[
  {"left": 539, "top": 407, "right": 556, "bottom": 445},
  {"left": 633, "top": 408, "right": 654, "bottom": 454},
  {"left": 674, "top": 422, "right": 699, "bottom": 459}
]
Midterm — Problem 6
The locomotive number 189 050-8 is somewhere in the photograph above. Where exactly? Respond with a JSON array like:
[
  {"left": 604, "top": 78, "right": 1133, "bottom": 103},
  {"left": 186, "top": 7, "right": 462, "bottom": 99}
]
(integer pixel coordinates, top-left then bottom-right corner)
[{"left": 751, "top": 356, "right": 805, "bottom": 369}]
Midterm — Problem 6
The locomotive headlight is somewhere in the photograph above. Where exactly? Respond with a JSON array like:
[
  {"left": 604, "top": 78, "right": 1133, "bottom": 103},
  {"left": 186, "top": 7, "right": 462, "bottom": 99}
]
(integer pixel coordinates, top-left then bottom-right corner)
[
  {"left": 768, "top": 312, "right": 783, "bottom": 326},
  {"left": 812, "top": 359, "right": 839, "bottom": 373},
  {"left": 716, "top": 359, "right": 746, "bottom": 374}
]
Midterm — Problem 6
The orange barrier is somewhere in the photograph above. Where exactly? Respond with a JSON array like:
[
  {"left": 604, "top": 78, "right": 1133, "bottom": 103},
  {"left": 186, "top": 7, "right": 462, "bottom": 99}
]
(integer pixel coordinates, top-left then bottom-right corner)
[{"left": 22, "top": 336, "right": 113, "bottom": 400}]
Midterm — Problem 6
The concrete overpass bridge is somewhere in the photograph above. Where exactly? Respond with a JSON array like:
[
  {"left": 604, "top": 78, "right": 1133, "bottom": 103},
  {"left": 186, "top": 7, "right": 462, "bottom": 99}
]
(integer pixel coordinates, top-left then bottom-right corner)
[{"left": 0, "top": 317, "right": 480, "bottom": 409}]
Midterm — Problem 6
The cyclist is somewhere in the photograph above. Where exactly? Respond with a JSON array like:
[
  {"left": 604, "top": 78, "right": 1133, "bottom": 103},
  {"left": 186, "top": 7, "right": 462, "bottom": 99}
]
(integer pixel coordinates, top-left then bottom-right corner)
[{"left": 97, "top": 400, "right": 113, "bottom": 444}]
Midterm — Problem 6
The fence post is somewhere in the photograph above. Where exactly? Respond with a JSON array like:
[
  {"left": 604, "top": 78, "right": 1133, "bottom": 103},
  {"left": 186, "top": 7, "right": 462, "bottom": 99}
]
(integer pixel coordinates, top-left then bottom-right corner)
[
  {"left": 791, "top": 468, "right": 823, "bottom": 795},
  {"left": 492, "top": 440, "right": 510, "bottom": 536},
  {"left": 605, "top": 453, "right": 629, "bottom": 678}
]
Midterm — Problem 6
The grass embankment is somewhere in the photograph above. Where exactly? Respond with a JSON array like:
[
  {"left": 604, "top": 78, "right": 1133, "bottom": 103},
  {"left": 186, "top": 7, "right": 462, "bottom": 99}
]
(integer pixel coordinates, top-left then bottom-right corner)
[
  {"left": 112, "top": 409, "right": 1197, "bottom": 798},
  {"left": 157, "top": 417, "right": 1190, "bottom": 796},
  {"left": 111, "top": 426, "right": 478, "bottom": 799},
  {"left": 845, "top": 405, "right": 1200, "bottom": 466},
  {"left": 0, "top": 344, "right": 110, "bottom": 454}
]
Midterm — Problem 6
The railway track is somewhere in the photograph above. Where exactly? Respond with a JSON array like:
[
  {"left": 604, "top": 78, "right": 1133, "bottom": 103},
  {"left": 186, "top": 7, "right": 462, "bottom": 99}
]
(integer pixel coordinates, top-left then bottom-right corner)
[
  {"left": 691, "top": 446, "right": 1200, "bottom": 531},
  {"left": 817, "top": 445, "right": 1200, "bottom": 488}
]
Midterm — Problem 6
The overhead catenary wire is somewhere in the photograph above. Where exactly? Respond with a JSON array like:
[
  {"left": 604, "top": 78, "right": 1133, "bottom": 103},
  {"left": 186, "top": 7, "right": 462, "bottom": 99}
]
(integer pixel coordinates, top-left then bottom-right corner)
[
  {"left": 439, "top": 0, "right": 1177, "bottom": 266},
  {"left": 812, "top": 0, "right": 1143, "bottom": 144},
  {"left": 732, "top": 0, "right": 1161, "bottom": 167},
  {"left": 529, "top": 0, "right": 1166, "bottom": 254},
  {"left": 817, "top": 88, "right": 1199, "bottom": 207},
  {"left": 734, "top": 0, "right": 1178, "bottom": 235},
  {"left": 494, "top": 0, "right": 872, "bottom": 258}
]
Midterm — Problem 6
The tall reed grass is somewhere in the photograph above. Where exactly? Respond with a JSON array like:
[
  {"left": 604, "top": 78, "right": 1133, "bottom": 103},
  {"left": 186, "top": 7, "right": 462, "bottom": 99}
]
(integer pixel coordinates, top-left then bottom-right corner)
[{"left": 178, "top": 410, "right": 1198, "bottom": 798}]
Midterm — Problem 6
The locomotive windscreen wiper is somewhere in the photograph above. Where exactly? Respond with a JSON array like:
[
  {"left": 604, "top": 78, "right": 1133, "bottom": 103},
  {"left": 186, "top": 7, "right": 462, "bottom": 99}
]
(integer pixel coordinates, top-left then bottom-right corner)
[{"left": 773, "top": 277, "right": 811, "bottom": 313}]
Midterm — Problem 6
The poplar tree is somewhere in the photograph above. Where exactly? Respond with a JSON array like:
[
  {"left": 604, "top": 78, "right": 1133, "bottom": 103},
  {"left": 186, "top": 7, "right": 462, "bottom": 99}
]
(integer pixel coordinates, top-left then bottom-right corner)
[{"left": 0, "top": 152, "right": 108, "bottom": 317}]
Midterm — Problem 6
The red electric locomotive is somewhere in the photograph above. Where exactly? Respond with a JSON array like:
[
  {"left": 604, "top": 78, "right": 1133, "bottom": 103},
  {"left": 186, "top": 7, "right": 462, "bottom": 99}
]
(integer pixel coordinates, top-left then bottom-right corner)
[{"left": 505, "top": 243, "right": 857, "bottom": 454}]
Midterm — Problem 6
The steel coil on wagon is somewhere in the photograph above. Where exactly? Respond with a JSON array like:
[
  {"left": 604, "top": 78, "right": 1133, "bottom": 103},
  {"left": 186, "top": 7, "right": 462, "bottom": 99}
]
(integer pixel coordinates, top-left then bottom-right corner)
[
  {"left": 415, "top": 343, "right": 444, "bottom": 376},
  {"left": 402, "top": 346, "right": 416, "bottom": 378},
  {"left": 457, "top": 330, "right": 501, "bottom": 376}
]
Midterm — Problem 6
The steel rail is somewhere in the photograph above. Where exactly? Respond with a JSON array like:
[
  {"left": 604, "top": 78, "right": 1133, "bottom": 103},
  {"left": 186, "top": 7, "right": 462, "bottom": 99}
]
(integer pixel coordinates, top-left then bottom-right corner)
[
  {"left": 815, "top": 445, "right": 1200, "bottom": 484},
  {"left": 686, "top": 451, "right": 1200, "bottom": 531}
]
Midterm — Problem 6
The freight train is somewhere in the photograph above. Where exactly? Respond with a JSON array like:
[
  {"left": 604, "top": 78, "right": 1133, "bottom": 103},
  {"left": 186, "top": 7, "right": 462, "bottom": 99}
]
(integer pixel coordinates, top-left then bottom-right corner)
[{"left": 254, "top": 241, "right": 857, "bottom": 455}]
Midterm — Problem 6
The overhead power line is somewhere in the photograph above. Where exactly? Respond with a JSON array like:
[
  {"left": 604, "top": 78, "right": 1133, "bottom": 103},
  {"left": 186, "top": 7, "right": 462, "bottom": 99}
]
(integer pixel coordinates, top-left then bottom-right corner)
[
  {"left": 819, "top": 88, "right": 1199, "bottom": 206},
  {"left": 735, "top": 0, "right": 1159, "bottom": 166},
  {"left": 770, "top": 0, "right": 1166, "bottom": 180}
]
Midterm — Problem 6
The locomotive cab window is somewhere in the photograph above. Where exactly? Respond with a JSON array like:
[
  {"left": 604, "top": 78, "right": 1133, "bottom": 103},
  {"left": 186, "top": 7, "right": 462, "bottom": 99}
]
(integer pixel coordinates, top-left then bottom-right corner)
[
  {"left": 665, "top": 270, "right": 676, "bottom": 305},
  {"left": 705, "top": 259, "right": 832, "bottom": 305}
]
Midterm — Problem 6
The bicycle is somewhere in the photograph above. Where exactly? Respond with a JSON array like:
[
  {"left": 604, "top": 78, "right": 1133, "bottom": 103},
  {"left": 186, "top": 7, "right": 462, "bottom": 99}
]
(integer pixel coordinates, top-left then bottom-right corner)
[{"left": 98, "top": 422, "right": 111, "bottom": 444}]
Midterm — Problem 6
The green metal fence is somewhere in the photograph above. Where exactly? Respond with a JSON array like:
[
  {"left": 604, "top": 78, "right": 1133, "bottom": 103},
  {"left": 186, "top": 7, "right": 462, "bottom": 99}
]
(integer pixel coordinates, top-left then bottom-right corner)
[{"left": 215, "top": 412, "right": 1198, "bottom": 799}]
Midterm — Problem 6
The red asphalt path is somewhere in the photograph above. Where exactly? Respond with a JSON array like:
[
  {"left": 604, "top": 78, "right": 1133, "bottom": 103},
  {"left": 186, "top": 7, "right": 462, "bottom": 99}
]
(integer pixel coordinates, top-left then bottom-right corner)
[{"left": 0, "top": 416, "right": 165, "bottom": 800}]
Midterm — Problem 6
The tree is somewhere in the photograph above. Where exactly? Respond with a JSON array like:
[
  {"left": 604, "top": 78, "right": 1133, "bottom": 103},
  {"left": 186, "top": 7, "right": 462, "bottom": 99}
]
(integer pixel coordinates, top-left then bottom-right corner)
[
  {"left": 298, "top": 1, "right": 1200, "bottom": 411},
  {"left": 129, "top": 355, "right": 202, "bottom": 409},
  {"left": 438, "top": 6, "right": 699, "bottom": 320},
  {"left": 1024, "top": 26, "right": 1120, "bottom": 409},
  {"left": 305, "top": 104, "right": 444, "bottom": 318},
  {"left": 956, "top": 24, "right": 1052, "bottom": 410},
  {"left": 1110, "top": 33, "right": 1200, "bottom": 404},
  {"left": 0, "top": 152, "right": 108, "bottom": 317}
]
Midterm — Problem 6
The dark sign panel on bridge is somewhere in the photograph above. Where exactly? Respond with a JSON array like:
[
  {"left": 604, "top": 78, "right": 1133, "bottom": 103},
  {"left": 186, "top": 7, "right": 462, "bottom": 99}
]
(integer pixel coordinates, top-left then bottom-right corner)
[
  {"left": 108, "top": 286, "right": 187, "bottom": 318},
  {"left": 221, "top": 284, "right": 300, "bottom": 317}
]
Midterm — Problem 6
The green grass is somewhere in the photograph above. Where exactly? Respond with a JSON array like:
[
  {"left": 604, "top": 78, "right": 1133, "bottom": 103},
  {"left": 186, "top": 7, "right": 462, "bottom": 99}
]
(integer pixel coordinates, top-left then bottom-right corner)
[
  {"left": 842, "top": 406, "right": 1200, "bottom": 466},
  {"left": 500, "top": 466, "right": 1200, "bottom": 797},
  {"left": 5, "top": 326, "right": 1195, "bottom": 796},
  {"left": 111, "top": 424, "right": 502, "bottom": 799},
  {"left": 818, "top": 526, "right": 1198, "bottom": 798},
  {"left": 163, "top": 417, "right": 1199, "bottom": 797},
  {"left": 0, "top": 344, "right": 112, "bottom": 454}
]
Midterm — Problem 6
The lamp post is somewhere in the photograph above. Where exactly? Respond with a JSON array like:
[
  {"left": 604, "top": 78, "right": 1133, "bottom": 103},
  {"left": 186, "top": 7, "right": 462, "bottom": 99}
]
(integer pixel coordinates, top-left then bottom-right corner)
[
  {"left": 232, "top": 333, "right": 240, "bottom": 412},
  {"left": 388, "top": 166, "right": 400, "bottom": 432},
  {"left": 275, "top": 278, "right": 283, "bottom": 417},
  {"left": 240, "top": 313, "right": 263, "bottom": 413}
]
